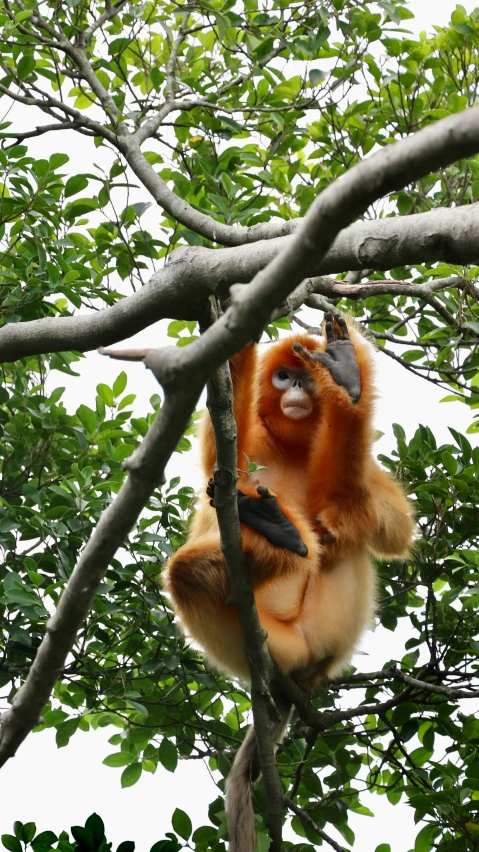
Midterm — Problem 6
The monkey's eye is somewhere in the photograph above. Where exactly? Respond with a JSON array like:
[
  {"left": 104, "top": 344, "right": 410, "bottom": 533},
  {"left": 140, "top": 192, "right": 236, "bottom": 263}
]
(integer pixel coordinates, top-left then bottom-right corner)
[{"left": 272, "top": 369, "right": 292, "bottom": 390}]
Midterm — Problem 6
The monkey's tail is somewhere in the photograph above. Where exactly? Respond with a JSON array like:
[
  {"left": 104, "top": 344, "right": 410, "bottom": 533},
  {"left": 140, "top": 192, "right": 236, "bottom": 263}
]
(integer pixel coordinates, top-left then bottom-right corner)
[{"left": 225, "top": 693, "right": 292, "bottom": 852}]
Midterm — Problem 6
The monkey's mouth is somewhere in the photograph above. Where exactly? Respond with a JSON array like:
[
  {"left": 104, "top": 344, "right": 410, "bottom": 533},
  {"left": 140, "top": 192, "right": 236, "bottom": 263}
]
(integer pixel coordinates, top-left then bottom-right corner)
[{"left": 282, "top": 403, "right": 312, "bottom": 419}]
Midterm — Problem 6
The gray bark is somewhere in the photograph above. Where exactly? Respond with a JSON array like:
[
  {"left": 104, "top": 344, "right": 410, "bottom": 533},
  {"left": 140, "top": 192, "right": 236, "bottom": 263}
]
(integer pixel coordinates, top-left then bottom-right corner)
[{"left": 1, "top": 203, "right": 478, "bottom": 363}]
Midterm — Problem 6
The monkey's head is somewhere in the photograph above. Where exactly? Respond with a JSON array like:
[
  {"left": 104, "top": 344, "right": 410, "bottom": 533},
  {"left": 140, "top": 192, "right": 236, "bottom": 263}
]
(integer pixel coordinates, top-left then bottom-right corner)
[{"left": 257, "top": 334, "right": 322, "bottom": 446}]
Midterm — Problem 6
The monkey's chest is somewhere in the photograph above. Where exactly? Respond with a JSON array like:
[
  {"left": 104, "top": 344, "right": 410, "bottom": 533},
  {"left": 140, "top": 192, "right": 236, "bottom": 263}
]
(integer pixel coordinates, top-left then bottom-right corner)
[{"left": 249, "top": 463, "right": 310, "bottom": 514}]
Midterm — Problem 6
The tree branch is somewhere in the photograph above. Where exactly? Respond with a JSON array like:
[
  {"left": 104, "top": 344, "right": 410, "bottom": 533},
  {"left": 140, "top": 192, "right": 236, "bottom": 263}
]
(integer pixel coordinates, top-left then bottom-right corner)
[
  {"left": 0, "top": 81, "right": 116, "bottom": 142},
  {"left": 84, "top": 0, "right": 129, "bottom": 39},
  {"left": 285, "top": 799, "right": 348, "bottom": 852},
  {"left": 1, "top": 121, "right": 87, "bottom": 142},
  {"left": 308, "top": 274, "right": 463, "bottom": 302},
  {"left": 201, "top": 304, "right": 284, "bottom": 852},
  {"left": 2, "top": 204, "right": 479, "bottom": 363}
]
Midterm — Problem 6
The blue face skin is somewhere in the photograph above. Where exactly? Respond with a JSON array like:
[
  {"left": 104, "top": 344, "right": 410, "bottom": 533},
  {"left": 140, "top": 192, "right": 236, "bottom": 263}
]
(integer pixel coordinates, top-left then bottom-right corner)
[{"left": 272, "top": 367, "right": 315, "bottom": 420}]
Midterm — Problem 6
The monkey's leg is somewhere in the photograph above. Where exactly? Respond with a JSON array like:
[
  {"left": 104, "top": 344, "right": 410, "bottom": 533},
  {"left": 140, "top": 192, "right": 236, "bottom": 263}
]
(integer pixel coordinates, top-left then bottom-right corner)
[
  {"left": 166, "top": 527, "right": 318, "bottom": 679},
  {"left": 166, "top": 536, "right": 251, "bottom": 681}
]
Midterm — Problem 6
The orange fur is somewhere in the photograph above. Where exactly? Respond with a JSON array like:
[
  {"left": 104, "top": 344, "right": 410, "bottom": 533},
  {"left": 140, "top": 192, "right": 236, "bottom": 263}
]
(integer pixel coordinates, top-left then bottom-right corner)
[{"left": 166, "top": 325, "right": 415, "bottom": 685}]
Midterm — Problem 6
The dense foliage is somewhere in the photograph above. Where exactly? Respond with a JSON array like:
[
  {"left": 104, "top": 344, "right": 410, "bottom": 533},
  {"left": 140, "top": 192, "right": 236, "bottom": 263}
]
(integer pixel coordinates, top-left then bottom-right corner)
[
  {"left": 1, "top": 814, "right": 182, "bottom": 852},
  {"left": 1, "top": 0, "right": 479, "bottom": 850}
]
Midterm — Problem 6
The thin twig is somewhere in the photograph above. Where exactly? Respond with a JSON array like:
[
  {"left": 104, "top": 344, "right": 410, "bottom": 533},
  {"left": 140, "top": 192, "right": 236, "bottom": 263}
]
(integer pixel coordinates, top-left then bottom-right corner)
[{"left": 285, "top": 798, "right": 348, "bottom": 852}]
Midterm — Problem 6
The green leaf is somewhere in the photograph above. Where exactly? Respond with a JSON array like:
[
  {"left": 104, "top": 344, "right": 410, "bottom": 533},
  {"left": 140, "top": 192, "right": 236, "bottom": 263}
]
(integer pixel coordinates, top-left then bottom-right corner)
[
  {"left": 121, "top": 763, "right": 142, "bottom": 788},
  {"left": 65, "top": 175, "right": 89, "bottom": 198},
  {"left": 103, "top": 752, "right": 135, "bottom": 768},
  {"left": 454, "top": 21, "right": 474, "bottom": 34},
  {"left": 85, "top": 814, "right": 105, "bottom": 849},
  {"left": 158, "top": 738, "right": 178, "bottom": 773},
  {"left": 113, "top": 372, "right": 127, "bottom": 398},
  {"left": 309, "top": 68, "right": 328, "bottom": 85},
  {"left": 50, "top": 153, "right": 69, "bottom": 169},
  {"left": 131, "top": 202, "right": 152, "bottom": 218},
  {"left": 1, "top": 837, "right": 22, "bottom": 852},
  {"left": 71, "top": 826, "right": 94, "bottom": 850},
  {"left": 413, "top": 823, "right": 439, "bottom": 852},
  {"left": 74, "top": 93, "right": 96, "bottom": 109},
  {"left": 118, "top": 393, "right": 136, "bottom": 410},
  {"left": 97, "top": 383, "right": 114, "bottom": 407},
  {"left": 116, "top": 844, "right": 135, "bottom": 852},
  {"left": 31, "top": 831, "right": 57, "bottom": 851},
  {"left": 256, "top": 833, "right": 271, "bottom": 852},
  {"left": 55, "top": 718, "right": 79, "bottom": 748},
  {"left": 13, "top": 823, "right": 24, "bottom": 839},
  {"left": 149, "top": 843, "right": 179, "bottom": 852},
  {"left": 221, "top": 116, "right": 243, "bottom": 133},
  {"left": 21, "top": 824, "right": 36, "bottom": 844},
  {"left": 77, "top": 404, "right": 97, "bottom": 435},
  {"left": 192, "top": 826, "right": 216, "bottom": 843},
  {"left": 17, "top": 55, "right": 35, "bottom": 81},
  {"left": 15, "top": 9, "right": 33, "bottom": 21},
  {"left": 172, "top": 809, "right": 192, "bottom": 841},
  {"left": 442, "top": 451, "right": 457, "bottom": 476}
]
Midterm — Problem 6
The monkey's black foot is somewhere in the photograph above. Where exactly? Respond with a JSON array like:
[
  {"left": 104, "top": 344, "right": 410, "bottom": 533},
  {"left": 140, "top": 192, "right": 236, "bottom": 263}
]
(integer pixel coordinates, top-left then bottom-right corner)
[
  {"left": 237, "top": 487, "right": 308, "bottom": 556},
  {"left": 207, "top": 480, "right": 308, "bottom": 556}
]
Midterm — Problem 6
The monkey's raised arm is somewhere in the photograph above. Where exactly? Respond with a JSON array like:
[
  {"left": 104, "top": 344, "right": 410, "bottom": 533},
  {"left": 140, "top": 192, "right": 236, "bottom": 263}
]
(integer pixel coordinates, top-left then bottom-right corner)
[{"left": 294, "top": 315, "right": 377, "bottom": 549}]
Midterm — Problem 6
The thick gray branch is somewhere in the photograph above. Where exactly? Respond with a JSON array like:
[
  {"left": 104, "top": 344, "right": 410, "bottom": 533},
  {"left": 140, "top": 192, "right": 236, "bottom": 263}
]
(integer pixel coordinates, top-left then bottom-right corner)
[
  {"left": 117, "top": 135, "right": 257, "bottom": 247},
  {"left": 1, "top": 204, "right": 479, "bottom": 363}
]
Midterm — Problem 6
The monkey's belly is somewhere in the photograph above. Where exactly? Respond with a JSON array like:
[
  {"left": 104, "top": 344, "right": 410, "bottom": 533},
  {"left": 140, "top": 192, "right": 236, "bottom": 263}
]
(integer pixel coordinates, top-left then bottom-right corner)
[
  {"left": 255, "top": 553, "right": 376, "bottom": 673},
  {"left": 299, "top": 553, "right": 377, "bottom": 670},
  {"left": 255, "top": 573, "right": 308, "bottom": 623}
]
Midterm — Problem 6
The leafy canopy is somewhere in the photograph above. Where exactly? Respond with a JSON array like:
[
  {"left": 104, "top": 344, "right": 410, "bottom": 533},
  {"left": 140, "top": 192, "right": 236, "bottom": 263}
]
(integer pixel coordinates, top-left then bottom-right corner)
[{"left": 1, "top": 0, "right": 479, "bottom": 851}]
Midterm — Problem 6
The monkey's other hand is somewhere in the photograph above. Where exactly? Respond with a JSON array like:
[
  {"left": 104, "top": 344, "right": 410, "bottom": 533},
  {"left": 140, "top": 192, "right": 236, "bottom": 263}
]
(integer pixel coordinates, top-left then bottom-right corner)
[
  {"left": 207, "top": 481, "right": 307, "bottom": 556},
  {"left": 293, "top": 312, "right": 361, "bottom": 404},
  {"left": 237, "top": 487, "right": 308, "bottom": 556}
]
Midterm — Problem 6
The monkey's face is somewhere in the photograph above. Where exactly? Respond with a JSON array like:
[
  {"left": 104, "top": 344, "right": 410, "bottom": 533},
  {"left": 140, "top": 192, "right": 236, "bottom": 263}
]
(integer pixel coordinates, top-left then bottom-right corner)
[{"left": 272, "top": 367, "right": 315, "bottom": 420}]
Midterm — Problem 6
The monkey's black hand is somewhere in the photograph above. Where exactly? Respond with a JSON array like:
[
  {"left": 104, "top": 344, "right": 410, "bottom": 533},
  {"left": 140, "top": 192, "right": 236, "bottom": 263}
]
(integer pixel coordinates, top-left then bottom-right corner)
[
  {"left": 293, "top": 312, "right": 361, "bottom": 404},
  {"left": 207, "top": 480, "right": 308, "bottom": 556}
]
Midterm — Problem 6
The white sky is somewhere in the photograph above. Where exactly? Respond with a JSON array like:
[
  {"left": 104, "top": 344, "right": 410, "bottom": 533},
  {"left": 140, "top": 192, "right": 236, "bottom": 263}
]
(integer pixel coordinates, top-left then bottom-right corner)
[{"left": 0, "top": 1, "right": 473, "bottom": 850}]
